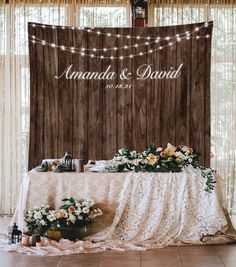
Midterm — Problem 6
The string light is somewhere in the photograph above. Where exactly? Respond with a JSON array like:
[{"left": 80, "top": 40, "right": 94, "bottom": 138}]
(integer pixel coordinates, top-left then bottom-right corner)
[
  {"left": 30, "top": 34, "right": 211, "bottom": 59},
  {"left": 29, "top": 21, "right": 213, "bottom": 41},
  {"left": 28, "top": 22, "right": 210, "bottom": 53},
  {"left": 28, "top": 22, "right": 211, "bottom": 60}
]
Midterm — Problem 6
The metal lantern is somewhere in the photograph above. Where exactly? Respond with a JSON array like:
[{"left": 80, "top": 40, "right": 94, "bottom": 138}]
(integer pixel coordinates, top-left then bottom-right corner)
[
  {"left": 135, "top": 6, "right": 146, "bottom": 19},
  {"left": 63, "top": 151, "right": 73, "bottom": 171},
  {"left": 132, "top": 0, "right": 147, "bottom": 19},
  {"left": 8, "top": 223, "right": 22, "bottom": 244}
]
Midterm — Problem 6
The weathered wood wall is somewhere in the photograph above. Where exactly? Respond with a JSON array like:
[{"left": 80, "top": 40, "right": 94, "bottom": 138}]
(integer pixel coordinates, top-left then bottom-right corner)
[{"left": 28, "top": 22, "right": 213, "bottom": 170}]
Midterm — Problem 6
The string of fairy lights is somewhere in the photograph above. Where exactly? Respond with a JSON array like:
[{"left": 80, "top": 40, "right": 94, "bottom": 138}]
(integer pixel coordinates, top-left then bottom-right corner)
[{"left": 28, "top": 21, "right": 212, "bottom": 60}]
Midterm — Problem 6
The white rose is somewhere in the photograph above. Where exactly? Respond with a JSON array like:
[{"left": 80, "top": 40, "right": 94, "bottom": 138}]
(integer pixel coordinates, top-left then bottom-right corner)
[
  {"left": 156, "top": 147, "right": 163, "bottom": 152},
  {"left": 40, "top": 220, "right": 46, "bottom": 226},
  {"left": 175, "top": 151, "right": 185, "bottom": 160},
  {"left": 188, "top": 158, "right": 193, "bottom": 163},
  {"left": 132, "top": 159, "right": 140, "bottom": 166},
  {"left": 47, "top": 214, "right": 56, "bottom": 222},
  {"left": 68, "top": 214, "right": 76, "bottom": 223},
  {"left": 34, "top": 211, "right": 42, "bottom": 220}
]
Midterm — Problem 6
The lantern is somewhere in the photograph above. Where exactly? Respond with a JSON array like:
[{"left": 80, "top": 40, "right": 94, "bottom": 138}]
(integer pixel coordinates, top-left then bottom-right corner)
[
  {"left": 63, "top": 151, "right": 73, "bottom": 171},
  {"left": 132, "top": 0, "right": 147, "bottom": 20},
  {"left": 135, "top": 6, "right": 146, "bottom": 19},
  {"left": 8, "top": 223, "right": 22, "bottom": 244}
]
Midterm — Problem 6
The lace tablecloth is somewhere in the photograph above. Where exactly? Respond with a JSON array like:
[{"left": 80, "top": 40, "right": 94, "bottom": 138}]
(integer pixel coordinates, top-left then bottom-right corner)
[{"left": 6, "top": 167, "right": 236, "bottom": 255}]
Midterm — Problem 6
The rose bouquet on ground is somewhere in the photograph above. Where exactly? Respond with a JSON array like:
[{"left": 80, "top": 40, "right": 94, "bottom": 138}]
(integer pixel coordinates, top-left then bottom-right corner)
[
  {"left": 47, "top": 197, "right": 102, "bottom": 229},
  {"left": 112, "top": 143, "right": 215, "bottom": 192},
  {"left": 24, "top": 197, "right": 102, "bottom": 235}
]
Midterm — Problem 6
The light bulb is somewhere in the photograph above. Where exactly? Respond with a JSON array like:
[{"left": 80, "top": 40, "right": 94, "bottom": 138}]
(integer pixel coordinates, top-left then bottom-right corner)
[
  {"left": 124, "top": 46, "right": 128, "bottom": 49},
  {"left": 61, "top": 45, "right": 65, "bottom": 50},
  {"left": 51, "top": 43, "right": 56, "bottom": 47},
  {"left": 120, "top": 56, "right": 124, "bottom": 60},
  {"left": 134, "top": 44, "right": 138, "bottom": 47},
  {"left": 129, "top": 55, "right": 133, "bottom": 58},
  {"left": 103, "top": 48, "right": 107, "bottom": 52},
  {"left": 136, "top": 36, "right": 140, "bottom": 39}
]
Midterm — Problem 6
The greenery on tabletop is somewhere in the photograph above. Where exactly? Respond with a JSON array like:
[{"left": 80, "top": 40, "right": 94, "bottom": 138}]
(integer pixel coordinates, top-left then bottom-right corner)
[{"left": 112, "top": 143, "right": 216, "bottom": 193}]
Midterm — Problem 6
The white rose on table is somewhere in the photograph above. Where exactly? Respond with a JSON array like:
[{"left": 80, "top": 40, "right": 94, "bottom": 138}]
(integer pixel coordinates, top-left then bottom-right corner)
[
  {"left": 175, "top": 151, "right": 185, "bottom": 160},
  {"left": 130, "top": 150, "right": 137, "bottom": 157},
  {"left": 132, "top": 159, "right": 140, "bottom": 166}
]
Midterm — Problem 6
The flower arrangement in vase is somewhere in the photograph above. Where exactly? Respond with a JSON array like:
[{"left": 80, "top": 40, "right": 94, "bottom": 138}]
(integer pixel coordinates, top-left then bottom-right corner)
[{"left": 24, "top": 197, "right": 102, "bottom": 241}]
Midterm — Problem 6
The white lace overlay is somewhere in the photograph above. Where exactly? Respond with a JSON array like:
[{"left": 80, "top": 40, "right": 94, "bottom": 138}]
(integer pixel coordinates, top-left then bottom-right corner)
[
  {"left": 3, "top": 168, "right": 235, "bottom": 255},
  {"left": 88, "top": 167, "right": 228, "bottom": 246}
]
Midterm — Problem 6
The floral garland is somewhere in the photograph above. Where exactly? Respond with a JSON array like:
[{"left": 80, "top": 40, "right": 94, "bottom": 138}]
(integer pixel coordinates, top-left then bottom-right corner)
[
  {"left": 24, "top": 197, "right": 102, "bottom": 235},
  {"left": 112, "top": 143, "right": 216, "bottom": 193}
]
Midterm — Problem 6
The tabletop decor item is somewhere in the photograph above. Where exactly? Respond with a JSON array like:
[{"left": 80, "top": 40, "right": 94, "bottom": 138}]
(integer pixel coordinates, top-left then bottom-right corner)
[
  {"left": 112, "top": 143, "right": 216, "bottom": 192},
  {"left": 62, "top": 151, "right": 74, "bottom": 171},
  {"left": 34, "top": 161, "right": 49, "bottom": 172},
  {"left": 24, "top": 196, "right": 102, "bottom": 241},
  {"left": 8, "top": 223, "right": 22, "bottom": 244}
]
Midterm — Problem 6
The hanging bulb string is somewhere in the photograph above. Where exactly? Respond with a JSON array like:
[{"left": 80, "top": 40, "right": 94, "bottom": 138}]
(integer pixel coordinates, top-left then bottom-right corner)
[
  {"left": 29, "top": 34, "right": 211, "bottom": 60},
  {"left": 30, "top": 21, "right": 212, "bottom": 41},
  {"left": 29, "top": 22, "right": 210, "bottom": 53}
]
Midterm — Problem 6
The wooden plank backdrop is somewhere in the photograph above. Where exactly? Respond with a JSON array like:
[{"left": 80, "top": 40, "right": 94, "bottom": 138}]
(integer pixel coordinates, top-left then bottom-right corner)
[{"left": 28, "top": 22, "right": 213, "bottom": 170}]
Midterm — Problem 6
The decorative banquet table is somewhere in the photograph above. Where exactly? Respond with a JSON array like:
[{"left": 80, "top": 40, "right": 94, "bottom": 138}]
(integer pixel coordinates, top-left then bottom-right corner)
[{"left": 9, "top": 166, "right": 236, "bottom": 254}]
